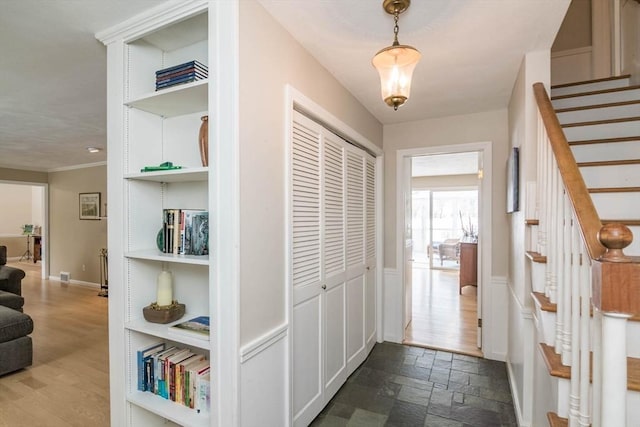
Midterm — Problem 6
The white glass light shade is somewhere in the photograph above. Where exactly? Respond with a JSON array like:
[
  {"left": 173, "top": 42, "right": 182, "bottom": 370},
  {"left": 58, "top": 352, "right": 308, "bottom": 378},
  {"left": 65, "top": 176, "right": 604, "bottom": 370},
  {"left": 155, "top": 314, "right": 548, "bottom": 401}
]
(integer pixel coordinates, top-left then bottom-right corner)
[{"left": 372, "top": 44, "right": 421, "bottom": 110}]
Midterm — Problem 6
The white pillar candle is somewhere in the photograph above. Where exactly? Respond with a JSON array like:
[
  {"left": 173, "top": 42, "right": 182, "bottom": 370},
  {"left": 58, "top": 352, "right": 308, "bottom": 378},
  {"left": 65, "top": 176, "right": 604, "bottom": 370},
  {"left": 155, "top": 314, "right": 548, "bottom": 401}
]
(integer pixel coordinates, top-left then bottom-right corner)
[{"left": 156, "top": 271, "right": 173, "bottom": 307}]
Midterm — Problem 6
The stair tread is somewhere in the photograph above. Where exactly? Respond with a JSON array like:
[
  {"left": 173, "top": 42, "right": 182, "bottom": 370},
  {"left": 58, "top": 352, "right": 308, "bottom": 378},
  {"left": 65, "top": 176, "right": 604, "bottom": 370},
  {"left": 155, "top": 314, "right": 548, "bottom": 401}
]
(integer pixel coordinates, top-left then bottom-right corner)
[
  {"left": 525, "top": 219, "right": 539, "bottom": 226},
  {"left": 551, "top": 75, "right": 631, "bottom": 90},
  {"left": 602, "top": 219, "right": 640, "bottom": 226},
  {"left": 551, "top": 85, "right": 640, "bottom": 100},
  {"left": 539, "top": 343, "right": 640, "bottom": 391},
  {"left": 532, "top": 291, "right": 556, "bottom": 312},
  {"left": 555, "top": 99, "right": 640, "bottom": 113},
  {"left": 562, "top": 115, "right": 640, "bottom": 127},
  {"left": 589, "top": 187, "right": 640, "bottom": 193},
  {"left": 547, "top": 412, "right": 568, "bottom": 427},
  {"left": 526, "top": 251, "right": 547, "bottom": 263},
  {"left": 569, "top": 136, "right": 640, "bottom": 145},
  {"left": 578, "top": 159, "right": 640, "bottom": 167}
]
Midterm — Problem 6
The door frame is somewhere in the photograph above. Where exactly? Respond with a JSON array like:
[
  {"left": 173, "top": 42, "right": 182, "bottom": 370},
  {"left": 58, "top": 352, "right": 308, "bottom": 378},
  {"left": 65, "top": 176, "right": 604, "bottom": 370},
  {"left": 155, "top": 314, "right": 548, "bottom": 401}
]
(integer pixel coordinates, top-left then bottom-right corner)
[{"left": 395, "top": 142, "right": 492, "bottom": 351}]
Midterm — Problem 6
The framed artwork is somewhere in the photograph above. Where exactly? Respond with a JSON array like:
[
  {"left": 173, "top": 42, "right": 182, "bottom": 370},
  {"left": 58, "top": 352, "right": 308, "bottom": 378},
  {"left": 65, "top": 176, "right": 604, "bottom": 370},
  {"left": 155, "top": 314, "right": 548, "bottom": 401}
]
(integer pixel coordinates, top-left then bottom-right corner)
[
  {"left": 507, "top": 147, "right": 519, "bottom": 213},
  {"left": 79, "top": 192, "right": 101, "bottom": 220}
]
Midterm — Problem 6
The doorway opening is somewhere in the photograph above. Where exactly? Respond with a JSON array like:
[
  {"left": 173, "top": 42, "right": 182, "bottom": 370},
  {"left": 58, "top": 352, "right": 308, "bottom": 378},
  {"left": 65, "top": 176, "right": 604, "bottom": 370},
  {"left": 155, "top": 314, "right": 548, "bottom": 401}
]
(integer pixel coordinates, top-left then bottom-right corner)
[{"left": 400, "top": 149, "right": 485, "bottom": 357}]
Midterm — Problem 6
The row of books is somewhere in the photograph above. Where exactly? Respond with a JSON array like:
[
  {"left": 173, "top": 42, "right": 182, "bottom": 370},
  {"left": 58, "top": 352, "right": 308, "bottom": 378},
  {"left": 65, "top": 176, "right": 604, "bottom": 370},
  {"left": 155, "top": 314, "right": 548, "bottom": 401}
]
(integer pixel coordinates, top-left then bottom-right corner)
[
  {"left": 137, "top": 342, "right": 210, "bottom": 412},
  {"left": 162, "top": 209, "right": 208, "bottom": 256},
  {"left": 156, "top": 60, "right": 208, "bottom": 91}
]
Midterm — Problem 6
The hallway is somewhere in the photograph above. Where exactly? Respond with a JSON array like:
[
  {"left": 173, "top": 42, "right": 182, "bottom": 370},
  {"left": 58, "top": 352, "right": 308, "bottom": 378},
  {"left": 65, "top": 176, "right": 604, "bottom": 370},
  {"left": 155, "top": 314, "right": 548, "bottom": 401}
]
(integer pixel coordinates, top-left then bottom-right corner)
[
  {"left": 404, "top": 267, "right": 481, "bottom": 357},
  {"left": 310, "top": 342, "right": 516, "bottom": 426}
]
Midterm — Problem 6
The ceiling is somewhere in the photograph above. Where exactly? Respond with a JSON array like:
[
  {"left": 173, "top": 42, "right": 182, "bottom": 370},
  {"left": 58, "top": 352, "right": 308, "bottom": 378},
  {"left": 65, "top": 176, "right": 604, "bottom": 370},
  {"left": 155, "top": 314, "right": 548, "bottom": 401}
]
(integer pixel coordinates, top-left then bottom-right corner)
[{"left": 0, "top": 0, "right": 569, "bottom": 172}]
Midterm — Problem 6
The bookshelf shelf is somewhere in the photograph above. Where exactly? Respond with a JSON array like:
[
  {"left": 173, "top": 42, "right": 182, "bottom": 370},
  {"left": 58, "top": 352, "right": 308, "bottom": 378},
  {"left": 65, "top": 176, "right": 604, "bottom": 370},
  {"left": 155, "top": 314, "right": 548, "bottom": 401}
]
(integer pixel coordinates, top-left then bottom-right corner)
[
  {"left": 125, "top": 249, "right": 209, "bottom": 266},
  {"left": 125, "top": 167, "right": 209, "bottom": 183},
  {"left": 125, "top": 80, "right": 208, "bottom": 117},
  {"left": 127, "top": 391, "right": 210, "bottom": 427},
  {"left": 126, "top": 317, "right": 210, "bottom": 350}
]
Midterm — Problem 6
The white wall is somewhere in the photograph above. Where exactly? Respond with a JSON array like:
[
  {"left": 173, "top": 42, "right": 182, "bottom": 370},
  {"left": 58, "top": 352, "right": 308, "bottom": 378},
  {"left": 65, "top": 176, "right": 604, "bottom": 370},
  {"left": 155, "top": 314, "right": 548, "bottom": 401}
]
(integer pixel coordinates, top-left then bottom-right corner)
[
  {"left": 0, "top": 183, "right": 33, "bottom": 236},
  {"left": 238, "top": 2, "right": 382, "bottom": 425},
  {"left": 383, "top": 110, "right": 510, "bottom": 275},
  {"left": 506, "top": 50, "right": 552, "bottom": 426}
]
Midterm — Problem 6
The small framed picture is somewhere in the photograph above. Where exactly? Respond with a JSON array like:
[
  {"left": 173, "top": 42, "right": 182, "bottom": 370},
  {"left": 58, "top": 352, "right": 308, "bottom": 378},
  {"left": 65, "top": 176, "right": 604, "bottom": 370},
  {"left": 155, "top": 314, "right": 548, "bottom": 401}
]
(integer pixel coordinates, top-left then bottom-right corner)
[
  {"left": 507, "top": 147, "right": 519, "bottom": 213},
  {"left": 79, "top": 192, "right": 101, "bottom": 220}
]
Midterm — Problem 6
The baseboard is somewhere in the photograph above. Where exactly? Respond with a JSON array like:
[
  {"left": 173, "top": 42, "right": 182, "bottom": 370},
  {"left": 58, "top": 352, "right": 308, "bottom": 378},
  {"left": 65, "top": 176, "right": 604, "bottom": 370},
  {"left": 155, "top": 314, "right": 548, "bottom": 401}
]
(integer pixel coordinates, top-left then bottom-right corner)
[
  {"left": 507, "top": 356, "right": 531, "bottom": 427},
  {"left": 48, "top": 276, "right": 100, "bottom": 289}
]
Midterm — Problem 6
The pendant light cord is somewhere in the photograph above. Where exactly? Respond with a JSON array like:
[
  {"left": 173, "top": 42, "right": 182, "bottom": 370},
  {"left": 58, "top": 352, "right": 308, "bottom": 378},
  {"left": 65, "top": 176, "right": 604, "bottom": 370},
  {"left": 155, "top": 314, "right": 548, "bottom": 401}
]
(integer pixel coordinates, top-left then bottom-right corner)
[{"left": 393, "top": 11, "right": 400, "bottom": 46}]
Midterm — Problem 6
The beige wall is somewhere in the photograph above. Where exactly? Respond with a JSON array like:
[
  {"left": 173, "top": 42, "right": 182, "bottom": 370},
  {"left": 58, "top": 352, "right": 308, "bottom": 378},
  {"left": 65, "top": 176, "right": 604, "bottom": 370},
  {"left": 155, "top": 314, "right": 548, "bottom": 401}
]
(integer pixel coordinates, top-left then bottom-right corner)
[
  {"left": 412, "top": 174, "right": 478, "bottom": 189},
  {"left": 552, "top": 0, "right": 591, "bottom": 52},
  {"left": 48, "top": 165, "right": 107, "bottom": 284},
  {"left": 0, "top": 167, "right": 47, "bottom": 183},
  {"left": 238, "top": 0, "right": 383, "bottom": 346},
  {"left": 0, "top": 183, "right": 44, "bottom": 258},
  {"left": 383, "top": 109, "right": 510, "bottom": 277}
]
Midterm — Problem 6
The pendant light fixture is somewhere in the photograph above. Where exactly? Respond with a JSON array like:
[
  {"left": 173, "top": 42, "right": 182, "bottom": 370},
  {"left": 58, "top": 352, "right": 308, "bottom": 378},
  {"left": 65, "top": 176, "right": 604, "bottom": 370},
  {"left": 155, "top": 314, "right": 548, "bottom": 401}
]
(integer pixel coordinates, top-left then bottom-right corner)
[{"left": 372, "top": 0, "right": 421, "bottom": 110}]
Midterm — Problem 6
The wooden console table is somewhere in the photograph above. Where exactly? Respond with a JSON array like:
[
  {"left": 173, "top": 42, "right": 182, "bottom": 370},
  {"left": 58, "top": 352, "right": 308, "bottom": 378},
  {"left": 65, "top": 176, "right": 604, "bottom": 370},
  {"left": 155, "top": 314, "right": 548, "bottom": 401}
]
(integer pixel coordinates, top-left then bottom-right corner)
[{"left": 459, "top": 241, "right": 477, "bottom": 294}]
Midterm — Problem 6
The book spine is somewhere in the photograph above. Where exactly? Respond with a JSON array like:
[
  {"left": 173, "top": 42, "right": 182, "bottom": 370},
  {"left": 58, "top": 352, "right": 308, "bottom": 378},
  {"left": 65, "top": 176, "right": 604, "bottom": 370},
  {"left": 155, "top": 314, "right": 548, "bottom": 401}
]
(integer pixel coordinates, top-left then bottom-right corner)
[
  {"left": 156, "top": 69, "right": 207, "bottom": 82},
  {"left": 137, "top": 351, "right": 145, "bottom": 391},
  {"left": 155, "top": 60, "right": 208, "bottom": 76},
  {"left": 173, "top": 209, "right": 180, "bottom": 255}
]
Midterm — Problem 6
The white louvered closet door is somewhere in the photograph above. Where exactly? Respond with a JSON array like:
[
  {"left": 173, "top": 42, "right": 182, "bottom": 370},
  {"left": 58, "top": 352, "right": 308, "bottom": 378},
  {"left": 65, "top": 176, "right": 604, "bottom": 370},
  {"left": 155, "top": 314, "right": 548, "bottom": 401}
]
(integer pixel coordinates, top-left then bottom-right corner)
[
  {"left": 291, "top": 111, "right": 375, "bottom": 426},
  {"left": 364, "top": 154, "right": 377, "bottom": 350},
  {"left": 322, "top": 133, "right": 348, "bottom": 399},
  {"left": 291, "top": 112, "right": 324, "bottom": 427},
  {"left": 345, "top": 144, "right": 367, "bottom": 372}
]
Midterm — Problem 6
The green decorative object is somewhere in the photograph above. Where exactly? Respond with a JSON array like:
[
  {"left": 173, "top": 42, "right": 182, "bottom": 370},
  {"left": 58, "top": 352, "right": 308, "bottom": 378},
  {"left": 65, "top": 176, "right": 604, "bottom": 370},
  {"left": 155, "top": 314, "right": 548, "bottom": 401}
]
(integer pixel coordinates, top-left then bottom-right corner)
[{"left": 156, "top": 229, "right": 164, "bottom": 251}]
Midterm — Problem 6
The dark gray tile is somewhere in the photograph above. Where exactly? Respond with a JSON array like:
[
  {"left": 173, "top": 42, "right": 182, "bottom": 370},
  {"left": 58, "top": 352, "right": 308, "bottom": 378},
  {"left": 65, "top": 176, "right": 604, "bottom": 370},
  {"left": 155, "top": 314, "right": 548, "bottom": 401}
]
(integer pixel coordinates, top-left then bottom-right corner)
[
  {"left": 347, "top": 408, "right": 387, "bottom": 426},
  {"left": 397, "top": 385, "right": 431, "bottom": 406},
  {"left": 312, "top": 343, "right": 516, "bottom": 427},
  {"left": 385, "top": 400, "right": 428, "bottom": 426}
]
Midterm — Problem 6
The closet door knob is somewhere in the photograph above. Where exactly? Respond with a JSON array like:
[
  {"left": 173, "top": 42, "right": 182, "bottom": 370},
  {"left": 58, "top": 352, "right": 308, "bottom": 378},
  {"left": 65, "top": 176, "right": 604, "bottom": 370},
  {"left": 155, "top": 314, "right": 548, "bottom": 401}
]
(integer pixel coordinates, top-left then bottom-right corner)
[{"left": 321, "top": 285, "right": 327, "bottom": 290}]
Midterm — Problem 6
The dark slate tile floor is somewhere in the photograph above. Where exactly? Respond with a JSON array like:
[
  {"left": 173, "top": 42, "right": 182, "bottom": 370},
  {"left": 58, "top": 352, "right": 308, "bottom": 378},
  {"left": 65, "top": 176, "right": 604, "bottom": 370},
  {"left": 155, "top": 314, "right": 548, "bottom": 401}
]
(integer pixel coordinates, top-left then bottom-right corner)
[{"left": 310, "top": 342, "right": 517, "bottom": 427}]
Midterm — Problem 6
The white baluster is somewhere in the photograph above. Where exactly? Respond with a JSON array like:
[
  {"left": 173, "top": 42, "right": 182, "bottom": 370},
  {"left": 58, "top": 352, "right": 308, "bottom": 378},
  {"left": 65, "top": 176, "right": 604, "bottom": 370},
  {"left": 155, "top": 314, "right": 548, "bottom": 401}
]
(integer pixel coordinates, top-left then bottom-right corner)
[
  {"left": 569, "top": 218, "right": 580, "bottom": 425},
  {"left": 561, "top": 192, "right": 572, "bottom": 365}
]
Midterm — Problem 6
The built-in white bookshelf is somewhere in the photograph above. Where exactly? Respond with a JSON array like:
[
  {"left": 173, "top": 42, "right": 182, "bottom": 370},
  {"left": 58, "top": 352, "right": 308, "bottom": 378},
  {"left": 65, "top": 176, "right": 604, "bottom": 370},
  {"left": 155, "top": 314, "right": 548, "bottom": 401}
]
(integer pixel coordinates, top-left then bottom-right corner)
[{"left": 98, "top": 2, "right": 220, "bottom": 426}]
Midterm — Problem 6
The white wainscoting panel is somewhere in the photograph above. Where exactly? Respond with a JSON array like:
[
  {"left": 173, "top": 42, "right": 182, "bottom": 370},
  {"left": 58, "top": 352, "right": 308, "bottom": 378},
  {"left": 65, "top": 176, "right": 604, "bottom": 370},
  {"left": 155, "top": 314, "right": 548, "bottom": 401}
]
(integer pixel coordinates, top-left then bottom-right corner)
[
  {"left": 383, "top": 268, "right": 402, "bottom": 343},
  {"left": 485, "top": 276, "right": 509, "bottom": 361},
  {"left": 240, "top": 323, "right": 289, "bottom": 427}
]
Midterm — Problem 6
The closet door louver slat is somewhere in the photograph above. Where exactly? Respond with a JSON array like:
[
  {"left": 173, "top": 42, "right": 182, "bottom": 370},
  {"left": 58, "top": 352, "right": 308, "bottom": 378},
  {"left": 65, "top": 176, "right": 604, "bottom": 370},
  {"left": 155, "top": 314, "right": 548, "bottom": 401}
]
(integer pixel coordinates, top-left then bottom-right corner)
[{"left": 291, "top": 120, "right": 321, "bottom": 288}]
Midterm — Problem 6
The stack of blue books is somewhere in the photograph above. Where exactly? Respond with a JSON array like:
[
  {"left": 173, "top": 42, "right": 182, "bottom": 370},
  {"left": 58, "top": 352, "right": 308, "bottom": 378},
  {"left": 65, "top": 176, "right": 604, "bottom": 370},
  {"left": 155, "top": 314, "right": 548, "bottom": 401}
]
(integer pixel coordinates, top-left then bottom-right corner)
[{"left": 155, "top": 60, "right": 208, "bottom": 91}]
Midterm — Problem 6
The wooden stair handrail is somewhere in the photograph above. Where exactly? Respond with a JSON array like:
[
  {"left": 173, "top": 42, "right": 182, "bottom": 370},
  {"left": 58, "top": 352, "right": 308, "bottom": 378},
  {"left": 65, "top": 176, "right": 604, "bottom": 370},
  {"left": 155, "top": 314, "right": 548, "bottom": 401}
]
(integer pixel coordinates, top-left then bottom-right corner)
[{"left": 533, "top": 82, "right": 606, "bottom": 261}]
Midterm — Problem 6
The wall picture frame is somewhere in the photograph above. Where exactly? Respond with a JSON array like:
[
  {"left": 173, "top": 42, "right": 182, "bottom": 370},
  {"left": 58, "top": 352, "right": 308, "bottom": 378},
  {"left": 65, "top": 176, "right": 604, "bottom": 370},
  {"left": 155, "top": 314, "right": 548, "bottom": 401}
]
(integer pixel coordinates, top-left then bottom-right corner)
[
  {"left": 79, "top": 192, "right": 101, "bottom": 220},
  {"left": 507, "top": 147, "right": 519, "bottom": 213}
]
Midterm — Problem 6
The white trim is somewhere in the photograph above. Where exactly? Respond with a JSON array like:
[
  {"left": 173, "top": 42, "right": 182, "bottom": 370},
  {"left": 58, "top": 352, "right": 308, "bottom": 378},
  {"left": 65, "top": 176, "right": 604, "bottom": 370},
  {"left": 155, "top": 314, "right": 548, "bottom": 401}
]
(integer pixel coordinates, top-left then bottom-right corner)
[
  {"left": 240, "top": 323, "right": 289, "bottom": 364},
  {"left": 506, "top": 356, "right": 532, "bottom": 427},
  {"left": 47, "top": 161, "right": 107, "bottom": 173},
  {"left": 48, "top": 276, "right": 100, "bottom": 289},
  {"left": 375, "top": 155, "right": 385, "bottom": 343},
  {"left": 286, "top": 86, "right": 382, "bottom": 157},
  {"left": 395, "top": 142, "right": 492, "bottom": 350},
  {"left": 96, "top": 0, "right": 207, "bottom": 45},
  {"left": 551, "top": 46, "right": 593, "bottom": 59}
]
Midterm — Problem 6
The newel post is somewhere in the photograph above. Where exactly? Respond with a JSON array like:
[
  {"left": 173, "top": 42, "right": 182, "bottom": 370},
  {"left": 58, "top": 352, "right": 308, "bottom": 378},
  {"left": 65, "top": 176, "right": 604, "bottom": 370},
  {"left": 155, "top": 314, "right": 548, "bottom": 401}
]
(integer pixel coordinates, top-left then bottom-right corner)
[{"left": 592, "top": 224, "right": 639, "bottom": 426}]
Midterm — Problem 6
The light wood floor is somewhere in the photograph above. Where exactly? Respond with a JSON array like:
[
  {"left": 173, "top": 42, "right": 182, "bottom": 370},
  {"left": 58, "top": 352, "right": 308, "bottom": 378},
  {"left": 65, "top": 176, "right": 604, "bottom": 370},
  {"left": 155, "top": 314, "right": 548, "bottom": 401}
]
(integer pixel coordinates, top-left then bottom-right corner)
[
  {"left": 0, "top": 261, "right": 109, "bottom": 427},
  {"left": 404, "top": 266, "right": 482, "bottom": 357}
]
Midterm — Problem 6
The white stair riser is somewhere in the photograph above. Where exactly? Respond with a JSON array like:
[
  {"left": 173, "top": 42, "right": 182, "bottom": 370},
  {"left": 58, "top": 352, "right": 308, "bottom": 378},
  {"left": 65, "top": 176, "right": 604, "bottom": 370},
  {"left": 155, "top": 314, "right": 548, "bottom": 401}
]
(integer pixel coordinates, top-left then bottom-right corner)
[
  {"left": 534, "top": 305, "right": 556, "bottom": 346},
  {"left": 571, "top": 140, "right": 640, "bottom": 163},
  {"left": 625, "top": 226, "right": 640, "bottom": 257},
  {"left": 557, "top": 102, "right": 640, "bottom": 124},
  {"left": 591, "top": 192, "right": 640, "bottom": 218},
  {"left": 563, "top": 120, "right": 640, "bottom": 142},
  {"left": 580, "top": 164, "right": 640, "bottom": 188},
  {"left": 551, "top": 78, "right": 631, "bottom": 97},
  {"left": 531, "top": 261, "right": 546, "bottom": 294},
  {"left": 552, "top": 88, "right": 640, "bottom": 109}
]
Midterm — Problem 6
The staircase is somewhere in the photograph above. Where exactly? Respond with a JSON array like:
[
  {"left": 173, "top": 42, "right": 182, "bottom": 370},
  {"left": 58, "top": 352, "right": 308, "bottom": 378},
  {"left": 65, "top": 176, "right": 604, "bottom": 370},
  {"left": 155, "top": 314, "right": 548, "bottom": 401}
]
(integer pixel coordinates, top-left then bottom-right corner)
[{"left": 528, "top": 75, "right": 640, "bottom": 427}]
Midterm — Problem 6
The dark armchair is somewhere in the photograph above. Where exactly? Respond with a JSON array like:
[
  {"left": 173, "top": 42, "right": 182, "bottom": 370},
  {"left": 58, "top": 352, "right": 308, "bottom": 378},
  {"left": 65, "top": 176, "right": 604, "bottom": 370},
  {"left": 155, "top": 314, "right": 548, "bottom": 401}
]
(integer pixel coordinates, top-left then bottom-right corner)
[{"left": 0, "top": 246, "right": 25, "bottom": 297}]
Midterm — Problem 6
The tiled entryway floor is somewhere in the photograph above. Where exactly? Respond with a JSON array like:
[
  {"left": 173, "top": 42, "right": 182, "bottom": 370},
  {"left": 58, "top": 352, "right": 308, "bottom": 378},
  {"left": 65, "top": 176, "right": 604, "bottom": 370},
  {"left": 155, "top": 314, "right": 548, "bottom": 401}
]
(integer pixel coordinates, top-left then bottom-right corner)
[{"left": 310, "top": 342, "right": 517, "bottom": 427}]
